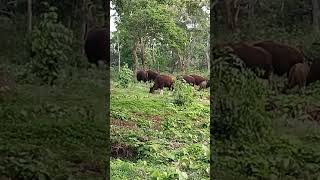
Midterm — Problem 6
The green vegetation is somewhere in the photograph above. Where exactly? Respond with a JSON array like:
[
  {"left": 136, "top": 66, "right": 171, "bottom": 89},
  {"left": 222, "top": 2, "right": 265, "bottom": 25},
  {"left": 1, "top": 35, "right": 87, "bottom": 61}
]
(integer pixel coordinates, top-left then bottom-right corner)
[
  {"left": 0, "top": 64, "right": 107, "bottom": 179},
  {"left": 0, "top": 1, "right": 108, "bottom": 179},
  {"left": 211, "top": 47, "right": 320, "bottom": 179},
  {"left": 110, "top": 71, "right": 209, "bottom": 179}
]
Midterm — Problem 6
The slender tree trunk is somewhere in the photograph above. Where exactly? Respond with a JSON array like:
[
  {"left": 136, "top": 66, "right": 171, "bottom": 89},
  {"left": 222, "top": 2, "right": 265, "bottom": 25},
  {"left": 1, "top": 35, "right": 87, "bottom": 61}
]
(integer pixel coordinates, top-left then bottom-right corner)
[
  {"left": 81, "top": 0, "right": 88, "bottom": 55},
  {"left": 132, "top": 40, "right": 139, "bottom": 74},
  {"left": 221, "top": 0, "right": 240, "bottom": 32},
  {"left": 27, "top": 0, "right": 32, "bottom": 33},
  {"left": 140, "top": 37, "right": 146, "bottom": 70},
  {"left": 312, "top": 0, "right": 320, "bottom": 33},
  {"left": 103, "top": 0, "right": 108, "bottom": 27},
  {"left": 117, "top": 33, "right": 121, "bottom": 72},
  {"left": 87, "top": 2, "right": 97, "bottom": 29},
  {"left": 152, "top": 40, "right": 156, "bottom": 64},
  {"left": 206, "top": 36, "right": 210, "bottom": 73}
]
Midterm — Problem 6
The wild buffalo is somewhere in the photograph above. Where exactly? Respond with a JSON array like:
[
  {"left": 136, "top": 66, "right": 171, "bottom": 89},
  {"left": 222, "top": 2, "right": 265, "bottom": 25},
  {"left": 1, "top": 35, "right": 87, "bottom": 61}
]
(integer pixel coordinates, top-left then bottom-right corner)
[
  {"left": 198, "top": 80, "right": 210, "bottom": 90},
  {"left": 147, "top": 70, "right": 159, "bottom": 82},
  {"left": 230, "top": 42, "right": 274, "bottom": 84},
  {"left": 84, "top": 28, "right": 108, "bottom": 68},
  {"left": 283, "top": 62, "right": 310, "bottom": 93},
  {"left": 149, "top": 75, "right": 174, "bottom": 94},
  {"left": 190, "top": 75, "right": 206, "bottom": 86},
  {"left": 136, "top": 70, "right": 148, "bottom": 82},
  {"left": 182, "top": 75, "right": 195, "bottom": 86},
  {"left": 253, "top": 41, "right": 305, "bottom": 77},
  {"left": 307, "top": 59, "right": 320, "bottom": 85}
]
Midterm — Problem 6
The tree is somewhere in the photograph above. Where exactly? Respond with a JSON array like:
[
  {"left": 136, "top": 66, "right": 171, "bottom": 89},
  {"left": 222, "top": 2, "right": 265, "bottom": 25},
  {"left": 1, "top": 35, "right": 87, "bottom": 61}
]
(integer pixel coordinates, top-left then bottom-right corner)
[
  {"left": 28, "top": 0, "right": 32, "bottom": 33},
  {"left": 312, "top": 0, "right": 320, "bottom": 33}
]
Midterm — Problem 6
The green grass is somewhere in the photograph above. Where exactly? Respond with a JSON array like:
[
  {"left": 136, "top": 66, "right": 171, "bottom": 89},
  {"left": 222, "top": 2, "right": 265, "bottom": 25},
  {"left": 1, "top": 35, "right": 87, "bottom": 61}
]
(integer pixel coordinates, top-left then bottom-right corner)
[
  {"left": 0, "top": 67, "right": 107, "bottom": 179},
  {"left": 110, "top": 81, "right": 210, "bottom": 179}
]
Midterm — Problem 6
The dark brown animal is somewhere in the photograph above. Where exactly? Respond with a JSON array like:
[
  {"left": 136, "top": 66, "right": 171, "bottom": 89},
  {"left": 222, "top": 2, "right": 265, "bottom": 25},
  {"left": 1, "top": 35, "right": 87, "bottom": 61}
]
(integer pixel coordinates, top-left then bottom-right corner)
[
  {"left": 190, "top": 75, "right": 206, "bottom": 86},
  {"left": 283, "top": 62, "right": 310, "bottom": 93},
  {"left": 84, "top": 28, "right": 108, "bottom": 67},
  {"left": 147, "top": 70, "right": 159, "bottom": 82},
  {"left": 149, "top": 75, "right": 174, "bottom": 93},
  {"left": 230, "top": 42, "right": 274, "bottom": 84},
  {"left": 136, "top": 70, "right": 148, "bottom": 82},
  {"left": 307, "top": 60, "right": 320, "bottom": 85},
  {"left": 253, "top": 41, "right": 305, "bottom": 77},
  {"left": 182, "top": 75, "right": 195, "bottom": 86},
  {"left": 198, "top": 80, "right": 210, "bottom": 90}
]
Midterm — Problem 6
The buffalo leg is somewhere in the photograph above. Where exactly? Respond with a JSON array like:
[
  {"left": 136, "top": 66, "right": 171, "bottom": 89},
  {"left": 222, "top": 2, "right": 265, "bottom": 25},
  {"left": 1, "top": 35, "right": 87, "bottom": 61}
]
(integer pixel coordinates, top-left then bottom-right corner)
[{"left": 160, "top": 89, "right": 164, "bottom": 95}]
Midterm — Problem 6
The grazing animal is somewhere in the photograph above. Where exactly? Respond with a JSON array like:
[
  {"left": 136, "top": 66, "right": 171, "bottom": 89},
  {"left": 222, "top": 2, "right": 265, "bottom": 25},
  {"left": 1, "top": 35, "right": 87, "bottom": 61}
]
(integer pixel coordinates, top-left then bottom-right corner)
[
  {"left": 253, "top": 41, "right": 304, "bottom": 77},
  {"left": 182, "top": 75, "right": 195, "bottom": 86},
  {"left": 282, "top": 62, "right": 310, "bottom": 93},
  {"left": 149, "top": 75, "right": 174, "bottom": 93},
  {"left": 198, "top": 80, "right": 210, "bottom": 90},
  {"left": 190, "top": 75, "right": 206, "bottom": 86},
  {"left": 136, "top": 70, "right": 148, "bottom": 82},
  {"left": 230, "top": 42, "right": 274, "bottom": 84},
  {"left": 146, "top": 70, "right": 159, "bottom": 82},
  {"left": 84, "top": 28, "right": 108, "bottom": 68},
  {"left": 307, "top": 59, "right": 320, "bottom": 85}
]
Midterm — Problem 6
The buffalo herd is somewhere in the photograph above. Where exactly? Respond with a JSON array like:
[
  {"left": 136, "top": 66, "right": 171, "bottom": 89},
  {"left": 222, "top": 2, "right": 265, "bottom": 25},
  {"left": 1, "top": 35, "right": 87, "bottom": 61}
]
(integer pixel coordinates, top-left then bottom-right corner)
[
  {"left": 136, "top": 70, "right": 209, "bottom": 94},
  {"left": 216, "top": 40, "right": 320, "bottom": 93},
  {"left": 83, "top": 32, "right": 320, "bottom": 94}
]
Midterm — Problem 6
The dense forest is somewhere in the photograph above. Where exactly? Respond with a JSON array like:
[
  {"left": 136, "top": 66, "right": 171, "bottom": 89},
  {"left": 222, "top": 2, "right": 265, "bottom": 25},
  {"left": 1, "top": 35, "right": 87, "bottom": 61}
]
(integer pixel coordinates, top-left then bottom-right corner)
[{"left": 110, "top": 0, "right": 210, "bottom": 74}]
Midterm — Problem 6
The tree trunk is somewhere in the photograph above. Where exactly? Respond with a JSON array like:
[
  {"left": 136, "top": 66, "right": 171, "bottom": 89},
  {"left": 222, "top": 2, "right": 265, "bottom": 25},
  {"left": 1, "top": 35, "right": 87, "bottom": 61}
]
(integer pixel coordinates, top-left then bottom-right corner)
[
  {"left": 132, "top": 40, "right": 139, "bottom": 74},
  {"left": 117, "top": 33, "right": 121, "bottom": 72},
  {"left": 103, "top": 0, "right": 108, "bottom": 27},
  {"left": 140, "top": 37, "right": 146, "bottom": 70},
  {"left": 206, "top": 35, "right": 210, "bottom": 73},
  {"left": 152, "top": 40, "right": 156, "bottom": 65},
  {"left": 221, "top": 0, "right": 240, "bottom": 32},
  {"left": 81, "top": 0, "right": 88, "bottom": 55},
  {"left": 27, "top": 0, "right": 32, "bottom": 33},
  {"left": 87, "top": 2, "right": 97, "bottom": 29},
  {"left": 312, "top": 0, "right": 320, "bottom": 33}
]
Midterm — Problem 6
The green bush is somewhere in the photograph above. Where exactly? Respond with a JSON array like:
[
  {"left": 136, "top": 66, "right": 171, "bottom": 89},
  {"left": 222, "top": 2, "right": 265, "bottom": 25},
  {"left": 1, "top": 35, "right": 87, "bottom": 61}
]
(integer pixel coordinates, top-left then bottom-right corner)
[
  {"left": 211, "top": 46, "right": 271, "bottom": 142},
  {"left": 28, "top": 5, "right": 73, "bottom": 85},
  {"left": 116, "top": 64, "right": 133, "bottom": 88},
  {"left": 172, "top": 79, "right": 194, "bottom": 106}
]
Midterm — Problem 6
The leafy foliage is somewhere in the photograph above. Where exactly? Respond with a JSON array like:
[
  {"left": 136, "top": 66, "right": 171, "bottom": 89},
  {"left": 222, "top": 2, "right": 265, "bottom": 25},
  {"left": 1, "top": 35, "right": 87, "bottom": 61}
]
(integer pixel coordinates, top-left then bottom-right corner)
[
  {"left": 173, "top": 79, "right": 194, "bottom": 106},
  {"left": 28, "top": 6, "right": 73, "bottom": 85},
  {"left": 211, "top": 47, "right": 271, "bottom": 142},
  {"left": 115, "top": 64, "right": 134, "bottom": 88},
  {"left": 110, "top": 80, "right": 209, "bottom": 179}
]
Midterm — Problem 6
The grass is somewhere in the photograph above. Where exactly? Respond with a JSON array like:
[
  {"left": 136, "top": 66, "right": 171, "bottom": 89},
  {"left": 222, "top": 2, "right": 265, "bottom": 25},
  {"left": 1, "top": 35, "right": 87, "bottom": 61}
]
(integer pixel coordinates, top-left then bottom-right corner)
[
  {"left": 213, "top": 74, "right": 320, "bottom": 179},
  {"left": 110, "top": 80, "right": 210, "bottom": 179},
  {"left": 0, "top": 65, "right": 107, "bottom": 179}
]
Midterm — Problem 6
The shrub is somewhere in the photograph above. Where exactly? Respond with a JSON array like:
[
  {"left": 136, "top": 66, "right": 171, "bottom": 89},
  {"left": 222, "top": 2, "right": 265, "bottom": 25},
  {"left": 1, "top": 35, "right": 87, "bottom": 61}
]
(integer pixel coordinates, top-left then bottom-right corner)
[
  {"left": 172, "top": 79, "right": 194, "bottom": 106},
  {"left": 211, "top": 46, "right": 271, "bottom": 142},
  {"left": 116, "top": 64, "right": 133, "bottom": 88},
  {"left": 28, "top": 5, "right": 73, "bottom": 85}
]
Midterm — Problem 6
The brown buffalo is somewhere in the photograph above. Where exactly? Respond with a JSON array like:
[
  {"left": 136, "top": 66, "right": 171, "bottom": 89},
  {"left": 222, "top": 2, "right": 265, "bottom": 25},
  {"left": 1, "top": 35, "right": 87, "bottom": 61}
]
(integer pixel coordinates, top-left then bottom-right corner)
[
  {"left": 147, "top": 70, "right": 159, "bottom": 82},
  {"left": 253, "top": 41, "right": 305, "bottom": 77},
  {"left": 182, "top": 75, "right": 195, "bottom": 86},
  {"left": 149, "top": 75, "right": 174, "bottom": 94},
  {"left": 84, "top": 28, "right": 108, "bottom": 67},
  {"left": 198, "top": 80, "right": 210, "bottom": 90},
  {"left": 307, "top": 60, "right": 320, "bottom": 85},
  {"left": 283, "top": 62, "right": 310, "bottom": 93},
  {"left": 136, "top": 70, "right": 148, "bottom": 82},
  {"left": 230, "top": 42, "right": 274, "bottom": 84},
  {"left": 190, "top": 75, "right": 206, "bottom": 86}
]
